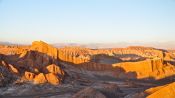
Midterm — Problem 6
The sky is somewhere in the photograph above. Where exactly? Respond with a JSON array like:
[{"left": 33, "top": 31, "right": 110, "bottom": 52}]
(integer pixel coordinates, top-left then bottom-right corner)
[{"left": 0, "top": 0, "right": 175, "bottom": 44}]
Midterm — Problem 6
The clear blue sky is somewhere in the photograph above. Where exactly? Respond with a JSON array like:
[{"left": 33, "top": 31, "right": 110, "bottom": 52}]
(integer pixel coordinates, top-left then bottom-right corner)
[{"left": 0, "top": 0, "right": 175, "bottom": 44}]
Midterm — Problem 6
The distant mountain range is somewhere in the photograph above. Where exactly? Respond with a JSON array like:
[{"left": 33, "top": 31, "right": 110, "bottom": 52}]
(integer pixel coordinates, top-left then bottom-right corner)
[
  {"left": 0, "top": 41, "right": 17, "bottom": 45},
  {"left": 0, "top": 41, "right": 175, "bottom": 50},
  {"left": 53, "top": 42, "right": 175, "bottom": 50},
  {"left": 0, "top": 41, "right": 26, "bottom": 46}
]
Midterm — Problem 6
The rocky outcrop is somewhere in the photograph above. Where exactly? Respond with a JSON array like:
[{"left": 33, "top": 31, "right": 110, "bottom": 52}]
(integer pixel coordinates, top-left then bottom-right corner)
[
  {"left": 58, "top": 47, "right": 91, "bottom": 64},
  {"left": 24, "top": 68, "right": 63, "bottom": 85},
  {"left": 18, "top": 50, "right": 56, "bottom": 73},
  {"left": 113, "top": 58, "right": 175, "bottom": 79},
  {"left": 8, "top": 64, "right": 19, "bottom": 74},
  {"left": 46, "top": 64, "right": 64, "bottom": 75},
  {"left": 16, "top": 41, "right": 63, "bottom": 73},
  {"left": 34, "top": 73, "right": 47, "bottom": 84},
  {"left": 30, "top": 41, "right": 58, "bottom": 59},
  {"left": 15, "top": 41, "right": 65, "bottom": 85},
  {"left": 145, "top": 82, "right": 175, "bottom": 98},
  {"left": 24, "top": 71, "right": 35, "bottom": 81},
  {"left": 45, "top": 73, "right": 60, "bottom": 85}
]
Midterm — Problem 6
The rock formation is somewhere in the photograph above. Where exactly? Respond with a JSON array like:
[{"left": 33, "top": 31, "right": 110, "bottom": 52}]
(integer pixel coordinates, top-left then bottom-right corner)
[
  {"left": 8, "top": 64, "right": 19, "bottom": 74},
  {"left": 57, "top": 46, "right": 173, "bottom": 65},
  {"left": 113, "top": 58, "right": 175, "bottom": 79},
  {"left": 145, "top": 82, "right": 175, "bottom": 98},
  {"left": 24, "top": 71, "right": 35, "bottom": 81},
  {"left": 45, "top": 73, "right": 60, "bottom": 85},
  {"left": 0, "top": 41, "right": 175, "bottom": 97},
  {"left": 21, "top": 41, "right": 65, "bottom": 85},
  {"left": 46, "top": 64, "right": 64, "bottom": 75},
  {"left": 0, "top": 41, "right": 65, "bottom": 85},
  {"left": 0, "top": 45, "right": 29, "bottom": 55},
  {"left": 34, "top": 73, "right": 47, "bottom": 84},
  {"left": 30, "top": 41, "right": 58, "bottom": 59}
]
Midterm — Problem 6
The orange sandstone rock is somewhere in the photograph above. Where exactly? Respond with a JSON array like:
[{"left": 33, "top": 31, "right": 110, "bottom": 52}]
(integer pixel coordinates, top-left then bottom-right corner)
[
  {"left": 113, "top": 58, "right": 175, "bottom": 79},
  {"left": 34, "top": 73, "right": 47, "bottom": 84},
  {"left": 24, "top": 71, "right": 35, "bottom": 81},
  {"left": 46, "top": 64, "right": 64, "bottom": 75},
  {"left": 146, "top": 82, "right": 175, "bottom": 98},
  {"left": 30, "top": 41, "right": 58, "bottom": 59},
  {"left": 1, "top": 60, "right": 8, "bottom": 67},
  {"left": 8, "top": 64, "right": 19, "bottom": 74},
  {"left": 45, "top": 73, "right": 60, "bottom": 85}
]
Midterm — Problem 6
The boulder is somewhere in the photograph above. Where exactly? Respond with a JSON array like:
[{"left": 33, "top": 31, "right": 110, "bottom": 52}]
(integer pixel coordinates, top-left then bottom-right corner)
[
  {"left": 34, "top": 73, "right": 47, "bottom": 84},
  {"left": 45, "top": 73, "right": 60, "bottom": 85},
  {"left": 46, "top": 64, "right": 64, "bottom": 75},
  {"left": 8, "top": 64, "right": 19, "bottom": 74},
  {"left": 1, "top": 60, "right": 8, "bottom": 67},
  {"left": 24, "top": 71, "right": 35, "bottom": 81}
]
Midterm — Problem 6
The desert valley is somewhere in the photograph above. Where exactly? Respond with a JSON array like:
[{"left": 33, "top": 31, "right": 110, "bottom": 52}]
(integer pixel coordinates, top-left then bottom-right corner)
[
  {"left": 0, "top": 41, "right": 175, "bottom": 98},
  {"left": 1, "top": 0, "right": 175, "bottom": 97}
]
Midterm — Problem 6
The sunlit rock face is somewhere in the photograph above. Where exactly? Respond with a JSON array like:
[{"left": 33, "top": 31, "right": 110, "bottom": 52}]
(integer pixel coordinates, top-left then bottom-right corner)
[
  {"left": 33, "top": 73, "right": 47, "bottom": 84},
  {"left": 45, "top": 64, "right": 64, "bottom": 85},
  {"left": 46, "top": 64, "right": 64, "bottom": 75},
  {"left": 145, "top": 82, "right": 175, "bottom": 98},
  {"left": 30, "top": 41, "right": 58, "bottom": 59},
  {"left": 8, "top": 64, "right": 19, "bottom": 74},
  {"left": 0, "top": 45, "right": 29, "bottom": 55},
  {"left": 45, "top": 73, "right": 60, "bottom": 85},
  {"left": 58, "top": 47, "right": 91, "bottom": 64},
  {"left": 24, "top": 71, "right": 35, "bottom": 81},
  {"left": 113, "top": 58, "right": 175, "bottom": 79}
]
